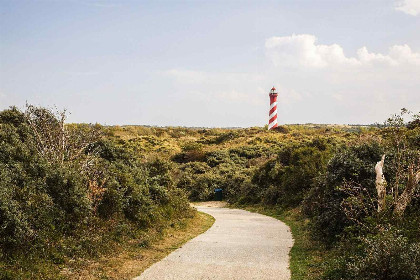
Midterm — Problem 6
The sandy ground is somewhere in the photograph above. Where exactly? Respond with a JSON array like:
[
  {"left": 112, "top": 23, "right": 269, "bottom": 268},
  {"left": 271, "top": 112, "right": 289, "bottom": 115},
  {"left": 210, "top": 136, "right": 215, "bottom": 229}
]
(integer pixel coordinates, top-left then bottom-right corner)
[{"left": 134, "top": 205, "right": 293, "bottom": 280}]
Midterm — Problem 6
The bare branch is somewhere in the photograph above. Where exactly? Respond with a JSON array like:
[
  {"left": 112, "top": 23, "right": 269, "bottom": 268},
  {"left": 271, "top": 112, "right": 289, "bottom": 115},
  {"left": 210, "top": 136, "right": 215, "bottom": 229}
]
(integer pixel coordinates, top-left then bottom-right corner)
[{"left": 24, "top": 105, "right": 102, "bottom": 168}]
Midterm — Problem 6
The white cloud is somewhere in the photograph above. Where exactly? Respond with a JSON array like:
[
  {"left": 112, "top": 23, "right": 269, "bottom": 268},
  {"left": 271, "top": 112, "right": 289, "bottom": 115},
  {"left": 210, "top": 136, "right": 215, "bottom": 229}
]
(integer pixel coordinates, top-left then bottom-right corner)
[
  {"left": 266, "top": 34, "right": 420, "bottom": 68},
  {"left": 389, "top": 44, "right": 420, "bottom": 64},
  {"left": 396, "top": 0, "right": 420, "bottom": 16},
  {"left": 265, "top": 34, "right": 359, "bottom": 68},
  {"left": 356, "top": 47, "right": 396, "bottom": 65}
]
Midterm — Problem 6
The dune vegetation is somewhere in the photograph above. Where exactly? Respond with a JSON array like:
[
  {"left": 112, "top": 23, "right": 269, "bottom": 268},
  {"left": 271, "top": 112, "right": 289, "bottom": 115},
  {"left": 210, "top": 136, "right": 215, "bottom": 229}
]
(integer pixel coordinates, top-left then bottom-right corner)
[
  {"left": 1, "top": 105, "right": 419, "bottom": 279},
  {"left": 0, "top": 106, "right": 197, "bottom": 279}
]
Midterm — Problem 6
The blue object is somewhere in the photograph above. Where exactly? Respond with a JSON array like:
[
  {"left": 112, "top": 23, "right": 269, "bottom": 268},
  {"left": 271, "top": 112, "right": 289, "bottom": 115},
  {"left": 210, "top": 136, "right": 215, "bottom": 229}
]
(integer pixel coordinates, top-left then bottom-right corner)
[{"left": 214, "top": 188, "right": 223, "bottom": 201}]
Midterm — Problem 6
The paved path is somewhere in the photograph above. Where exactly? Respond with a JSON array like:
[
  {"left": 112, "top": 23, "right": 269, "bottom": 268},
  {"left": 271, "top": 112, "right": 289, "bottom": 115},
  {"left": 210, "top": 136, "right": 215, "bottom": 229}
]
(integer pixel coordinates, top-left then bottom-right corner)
[{"left": 134, "top": 206, "right": 294, "bottom": 280}]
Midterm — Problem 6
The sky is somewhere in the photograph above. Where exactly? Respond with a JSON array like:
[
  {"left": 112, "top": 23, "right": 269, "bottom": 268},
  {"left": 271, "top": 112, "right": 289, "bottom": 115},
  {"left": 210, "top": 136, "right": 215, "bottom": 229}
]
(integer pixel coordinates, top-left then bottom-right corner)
[{"left": 0, "top": 0, "right": 419, "bottom": 126}]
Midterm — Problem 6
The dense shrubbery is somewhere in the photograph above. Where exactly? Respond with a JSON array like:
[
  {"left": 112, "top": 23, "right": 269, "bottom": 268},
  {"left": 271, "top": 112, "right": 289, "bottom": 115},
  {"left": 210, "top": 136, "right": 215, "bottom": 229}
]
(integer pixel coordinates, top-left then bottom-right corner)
[
  {"left": 250, "top": 141, "right": 333, "bottom": 207},
  {"left": 313, "top": 111, "right": 420, "bottom": 279},
  {"left": 303, "top": 142, "right": 383, "bottom": 244},
  {"left": 2, "top": 105, "right": 418, "bottom": 279},
  {"left": 324, "top": 227, "right": 420, "bottom": 280},
  {"left": 0, "top": 107, "right": 192, "bottom": 278},
  {"left": 166, "top": 110, "right": 419, "bottom": 279}
]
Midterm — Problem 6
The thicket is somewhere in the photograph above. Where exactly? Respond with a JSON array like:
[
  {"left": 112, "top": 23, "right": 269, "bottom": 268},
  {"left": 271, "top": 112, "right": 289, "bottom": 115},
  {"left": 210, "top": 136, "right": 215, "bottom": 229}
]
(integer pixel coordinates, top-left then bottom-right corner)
[{"left": 0, "top": 106, "right": 192, "bottom": 279}]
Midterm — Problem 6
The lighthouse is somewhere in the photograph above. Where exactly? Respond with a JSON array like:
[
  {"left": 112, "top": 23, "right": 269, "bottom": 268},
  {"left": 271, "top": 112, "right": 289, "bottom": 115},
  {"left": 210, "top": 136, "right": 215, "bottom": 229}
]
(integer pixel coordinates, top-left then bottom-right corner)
[{"left": 268, "top": 87, "right": 278, "bottom": 130}]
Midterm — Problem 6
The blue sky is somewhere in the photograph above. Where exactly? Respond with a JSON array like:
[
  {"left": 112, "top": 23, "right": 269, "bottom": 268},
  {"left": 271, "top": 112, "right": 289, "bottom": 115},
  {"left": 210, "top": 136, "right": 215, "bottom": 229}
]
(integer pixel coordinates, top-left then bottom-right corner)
[{"left": 1, "top": 0, "right": 419, "bottom": 126}]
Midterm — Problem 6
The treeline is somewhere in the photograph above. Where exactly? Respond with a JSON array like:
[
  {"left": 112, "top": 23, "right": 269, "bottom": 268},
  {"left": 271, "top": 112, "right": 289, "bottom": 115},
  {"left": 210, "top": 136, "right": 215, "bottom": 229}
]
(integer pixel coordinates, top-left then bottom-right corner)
[{"left": 0, "top": 106, "right": 192, "bottom": 279}]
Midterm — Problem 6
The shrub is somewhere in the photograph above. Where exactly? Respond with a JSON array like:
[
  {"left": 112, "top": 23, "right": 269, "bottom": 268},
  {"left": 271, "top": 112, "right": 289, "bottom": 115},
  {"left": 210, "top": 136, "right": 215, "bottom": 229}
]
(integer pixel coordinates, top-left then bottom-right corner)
[
  {"left": 229, "top": 145, "right": 266, "bottom": 159},
  {"left": 205, "top": 150, "right": 231, "bottom": 167},
  {"left": 303, "top": 142, "right": 383, "bottom": 244},
  {"left": 0, "top": 106, "right": 193, "bottom": 272},
  {"left": 149, "top": 184, "right": 170, "bottom": 205},
  {"left": 250, "top": 143, "right": 332, "bottom": 207},
  {"left": 325, "top": 227, "right": 420, "bottom": 280},
  {"left": 146, "top": 158, "right": 173, "bottom": 188},
  {"left": 0, "top": 171, "right": 33, "bottom": 253},
  {"left": 172, "top": 141, "right": 205, "bottom": 163},
  {"left": 97, "top": 179, "right": 124, "bottom": 218},
  {"left": 45, "top": 166, "right": 91, "bottom": 229}
]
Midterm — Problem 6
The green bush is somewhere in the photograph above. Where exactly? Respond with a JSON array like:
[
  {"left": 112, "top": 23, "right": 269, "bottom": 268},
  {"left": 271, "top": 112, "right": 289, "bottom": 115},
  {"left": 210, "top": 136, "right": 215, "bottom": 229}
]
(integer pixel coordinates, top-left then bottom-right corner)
[
  {"left": 229, "top": 145, "right": 267, "bottom": 159},
  {"left": 45, "top": 166, "right": 91, "bottom": 229},
  {"left": 249, "top": 143, "right": 332, "bottom": 207},
  {"left": 97, "top": 179, "right": 124, "bottom": 218},
  {"left": 325, "top": 227, "right": 420, "bottom": 280},
  {"left": 2, "top": 105, "right": 417, "bottom": 279},
  {"left": 172, "top": 141, "right": 205, "bottom": 163},
  {"left": 205, "top": 150, "right": 232, "bottom": 167},
  {"left": 303, "top": 142, "right": 383, "bottom": 244},
  {"left": 0, "top": 171, "right": 33, "bottom": 253},
  {"left": 0, "top": 106, "right": 193, "bottom": 276}
]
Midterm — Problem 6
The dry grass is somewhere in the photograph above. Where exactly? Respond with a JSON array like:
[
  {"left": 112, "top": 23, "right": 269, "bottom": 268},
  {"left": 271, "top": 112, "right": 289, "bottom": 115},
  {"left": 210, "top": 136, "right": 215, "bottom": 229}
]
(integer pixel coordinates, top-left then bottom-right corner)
[
  {"left": 191, "top": 201, "right": 228, "bottom": 208},
  {"left": 62, "top": 212, "right": 215, "bottom": 280}
]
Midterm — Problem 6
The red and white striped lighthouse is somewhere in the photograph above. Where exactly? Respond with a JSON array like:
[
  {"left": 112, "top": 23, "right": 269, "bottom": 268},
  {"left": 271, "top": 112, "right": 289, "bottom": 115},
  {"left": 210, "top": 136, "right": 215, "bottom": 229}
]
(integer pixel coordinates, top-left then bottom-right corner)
[{"left": 268, "top": 87, "right": 278, "bottom": 130}]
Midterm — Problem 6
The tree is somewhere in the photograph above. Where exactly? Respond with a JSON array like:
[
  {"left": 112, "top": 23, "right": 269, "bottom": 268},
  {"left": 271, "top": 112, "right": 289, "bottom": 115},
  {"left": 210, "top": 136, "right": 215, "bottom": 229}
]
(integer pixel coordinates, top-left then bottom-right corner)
[
  {"left": 375, "top": 109, "right": 420, "bottom": 216},
  {"left": 24, "top": 104, "right": 102, "bottom": 168}
]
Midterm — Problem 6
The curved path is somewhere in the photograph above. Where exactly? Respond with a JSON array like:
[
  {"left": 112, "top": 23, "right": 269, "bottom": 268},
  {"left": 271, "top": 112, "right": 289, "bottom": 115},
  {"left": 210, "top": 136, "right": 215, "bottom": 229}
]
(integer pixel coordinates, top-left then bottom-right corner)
[{"left": 134, "top": 206, "right": 293, "bottom": 280}]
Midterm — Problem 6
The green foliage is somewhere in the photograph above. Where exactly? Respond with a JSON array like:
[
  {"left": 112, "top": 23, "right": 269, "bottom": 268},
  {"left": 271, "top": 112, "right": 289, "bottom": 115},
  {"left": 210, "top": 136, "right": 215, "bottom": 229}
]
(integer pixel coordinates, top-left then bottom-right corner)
[
  {"left": 201, "top": 130, "right": 240, "bottom": 144},
  {"left": 172, "top": 141, "right": 205, "bottom": 163},
  {"left": 0, "top": 106, "right": 192, "bottom": 278},
  {"left": 325, "top": 227, "right": 420, "bottom": 280},
  {"left": 251, "top": 142, "right": 332, "bottom": 207},
  {"left": 97, "top": 179, "right": 124, "bottom": 218},
  {"left": 205, "top": 150, "right": 232, "bottom": 167},
  {"left": 2, "top": 105, "right": 418, "bottom": 279},
  {"left": 146, "top": 158, "right": 174, "bottom": 187},
  {"left": 45, "top": 166, "right": 91, "bottom": 228},
  {"left": 107, "top": 113, "right": 419, "bottom": 280},
  {"left": 303, "top": 142, "right": 383, "bottom": 244}
]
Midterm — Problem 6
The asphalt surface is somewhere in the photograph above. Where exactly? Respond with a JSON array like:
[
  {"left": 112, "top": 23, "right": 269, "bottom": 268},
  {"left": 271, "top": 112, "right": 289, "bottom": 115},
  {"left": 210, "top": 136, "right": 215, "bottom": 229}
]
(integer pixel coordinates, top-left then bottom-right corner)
[{"left": 134, "top": 206, "right": 294, "bottom": 280}]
